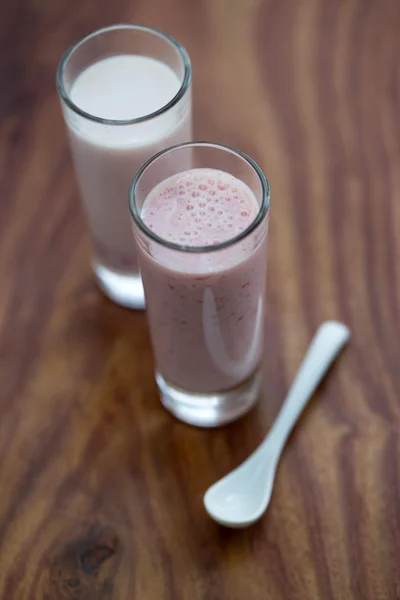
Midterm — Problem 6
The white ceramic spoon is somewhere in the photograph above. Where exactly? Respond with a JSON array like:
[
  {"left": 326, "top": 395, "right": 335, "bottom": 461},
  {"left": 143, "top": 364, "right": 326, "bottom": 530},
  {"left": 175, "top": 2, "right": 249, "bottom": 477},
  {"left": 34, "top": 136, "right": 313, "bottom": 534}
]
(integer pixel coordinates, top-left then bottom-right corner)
[{"left": 204, "top": 321, "right": 350, "bottom": 528}]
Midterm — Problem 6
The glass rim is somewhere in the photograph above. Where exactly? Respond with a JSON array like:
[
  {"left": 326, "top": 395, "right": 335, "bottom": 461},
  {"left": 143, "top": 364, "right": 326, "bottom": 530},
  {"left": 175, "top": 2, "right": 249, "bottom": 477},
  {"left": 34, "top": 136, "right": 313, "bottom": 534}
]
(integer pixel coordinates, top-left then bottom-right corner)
[
  {"left": 56, "top": 24, "right": 192, "bottom": 126},
  {"left": 129, "top": 141, "right": 270, "bottom": 254}
]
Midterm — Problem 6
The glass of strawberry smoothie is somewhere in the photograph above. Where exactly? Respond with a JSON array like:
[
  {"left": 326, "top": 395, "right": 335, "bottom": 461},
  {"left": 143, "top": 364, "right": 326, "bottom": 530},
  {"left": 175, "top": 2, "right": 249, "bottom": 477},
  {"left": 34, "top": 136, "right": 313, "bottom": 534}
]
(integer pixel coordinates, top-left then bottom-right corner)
[{"left": 129, "top": 142, "right": 270, "bottom": 427}]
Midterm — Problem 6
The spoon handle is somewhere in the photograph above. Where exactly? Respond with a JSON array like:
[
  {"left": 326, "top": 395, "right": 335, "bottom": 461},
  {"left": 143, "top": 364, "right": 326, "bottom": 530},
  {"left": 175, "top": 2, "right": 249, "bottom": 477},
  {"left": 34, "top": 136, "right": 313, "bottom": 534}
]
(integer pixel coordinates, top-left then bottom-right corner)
[{"left": 267, "top": 321, "right": 350, "bottom": 455}]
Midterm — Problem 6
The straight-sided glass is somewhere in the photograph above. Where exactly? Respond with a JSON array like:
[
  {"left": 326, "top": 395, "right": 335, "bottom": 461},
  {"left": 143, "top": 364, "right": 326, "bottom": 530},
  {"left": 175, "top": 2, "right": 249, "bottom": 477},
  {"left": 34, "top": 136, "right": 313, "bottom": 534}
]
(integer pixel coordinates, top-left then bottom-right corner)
[
  {"left": 130, "top": 142, "right": 270, "bottom": 427},
  {"left": 57, "top": 25, "right": 192, "bottom": 308}
]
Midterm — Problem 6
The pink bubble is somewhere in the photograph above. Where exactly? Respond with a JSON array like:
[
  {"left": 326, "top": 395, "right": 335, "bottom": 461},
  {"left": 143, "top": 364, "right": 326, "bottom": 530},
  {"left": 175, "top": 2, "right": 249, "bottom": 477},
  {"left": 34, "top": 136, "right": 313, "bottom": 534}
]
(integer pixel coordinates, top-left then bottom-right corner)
[
  {"left": 199, "top": 184, "right": 207, "bottom": 191},
  {"left": 192, "top": 191, "right": 199, "bottom": 198},
  {"left": 218, "top": 184, "right": 225, "bottom": 191},
  {"left": 208, "top": 206, "right": 215, "bottom": 212},
  {"left": 217, "top": 210, "right": 223, "bottom": 215},
  {"left": 199, "top": 202, "right": 206, "bottom": 208},
  {"left": 186, "top": 204, "right": 194, "bottom": 210},
  {"left": 241, "top": 211, "right": 249, "bottom": 217}
]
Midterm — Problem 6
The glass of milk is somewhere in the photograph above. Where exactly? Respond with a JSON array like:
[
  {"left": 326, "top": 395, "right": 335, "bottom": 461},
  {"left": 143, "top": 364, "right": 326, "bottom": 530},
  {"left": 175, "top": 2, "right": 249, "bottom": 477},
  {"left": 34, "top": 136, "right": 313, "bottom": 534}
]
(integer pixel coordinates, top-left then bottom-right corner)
[
  {"left": 129, "top": 142, "right": 270, "bottom": 427},
  {"left": 57, "top": 25, "right": 192, "bottom": 309}
]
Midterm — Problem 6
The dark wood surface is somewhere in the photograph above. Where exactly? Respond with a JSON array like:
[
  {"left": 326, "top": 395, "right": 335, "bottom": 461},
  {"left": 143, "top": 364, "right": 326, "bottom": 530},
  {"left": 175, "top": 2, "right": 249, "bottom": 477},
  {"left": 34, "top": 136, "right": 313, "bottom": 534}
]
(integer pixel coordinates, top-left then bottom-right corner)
[{"left": 1, "top": 0, "right": 400, "bottom": 598}]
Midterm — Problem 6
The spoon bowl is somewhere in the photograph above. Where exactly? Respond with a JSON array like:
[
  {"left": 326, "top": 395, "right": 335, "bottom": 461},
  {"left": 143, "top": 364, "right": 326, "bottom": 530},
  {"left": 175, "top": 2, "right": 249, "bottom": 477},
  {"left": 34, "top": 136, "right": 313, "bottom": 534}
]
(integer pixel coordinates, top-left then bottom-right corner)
[{"left": 204, "top": 450, "right": 277, "bottom": 527}]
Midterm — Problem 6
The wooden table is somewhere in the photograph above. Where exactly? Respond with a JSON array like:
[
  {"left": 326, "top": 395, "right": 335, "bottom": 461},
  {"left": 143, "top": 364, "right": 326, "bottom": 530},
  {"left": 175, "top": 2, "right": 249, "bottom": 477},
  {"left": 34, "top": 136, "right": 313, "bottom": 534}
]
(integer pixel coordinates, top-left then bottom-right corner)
[{"left": 1, "top": 0, "right": 399, "bottom": 598}]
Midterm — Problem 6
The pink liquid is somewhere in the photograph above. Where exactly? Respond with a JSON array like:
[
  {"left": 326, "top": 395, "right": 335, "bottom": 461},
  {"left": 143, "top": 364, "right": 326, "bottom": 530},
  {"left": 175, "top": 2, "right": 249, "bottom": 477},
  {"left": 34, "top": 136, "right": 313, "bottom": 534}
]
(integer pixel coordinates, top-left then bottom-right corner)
[
  {"left": 138, "top": 168, "right": 268, "bottom": 393},
  {"left": 66, "top": 55, "right": 191, "bottom": 274}
]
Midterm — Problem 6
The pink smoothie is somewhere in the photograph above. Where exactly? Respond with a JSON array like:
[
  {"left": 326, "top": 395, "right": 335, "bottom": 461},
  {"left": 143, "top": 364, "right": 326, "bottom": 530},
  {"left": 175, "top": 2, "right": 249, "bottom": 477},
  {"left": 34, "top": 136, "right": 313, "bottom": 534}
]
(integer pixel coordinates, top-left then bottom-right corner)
[
  {"left": 138, "top": 168, "right": 268, "bottom": 393},
  {"left": 66, "top": 55, "right": 191, "bottom": 274}
]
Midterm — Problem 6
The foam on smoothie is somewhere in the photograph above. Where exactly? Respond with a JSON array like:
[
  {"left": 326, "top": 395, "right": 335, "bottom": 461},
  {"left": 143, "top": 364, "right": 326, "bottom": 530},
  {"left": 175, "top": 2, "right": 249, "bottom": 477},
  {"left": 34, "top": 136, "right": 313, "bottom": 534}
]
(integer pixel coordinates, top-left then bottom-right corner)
[{"left": 142, "top": 168, "right": 259, "bottom": 247}]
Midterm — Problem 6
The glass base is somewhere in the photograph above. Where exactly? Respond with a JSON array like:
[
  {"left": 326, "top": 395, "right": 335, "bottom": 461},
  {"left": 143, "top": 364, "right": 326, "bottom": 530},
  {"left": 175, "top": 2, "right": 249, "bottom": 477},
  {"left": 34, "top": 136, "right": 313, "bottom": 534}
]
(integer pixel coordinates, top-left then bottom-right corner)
[
  {"left": 156, "top": 369, "right": 262, "bottom": 427},
  {"left": 93, "top": 261, "right": 145, "bottom": 310}
]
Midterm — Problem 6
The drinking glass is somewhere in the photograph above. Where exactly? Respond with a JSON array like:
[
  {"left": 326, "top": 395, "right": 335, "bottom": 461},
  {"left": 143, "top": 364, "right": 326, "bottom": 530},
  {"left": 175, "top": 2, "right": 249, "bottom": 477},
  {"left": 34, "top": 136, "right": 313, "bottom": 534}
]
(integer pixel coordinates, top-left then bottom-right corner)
[
  {"left": 57, "top": 25, "right": 192, "bottom": 309},
  {"left": 129, "top": 142, "right": 270, "bottom": 427}
]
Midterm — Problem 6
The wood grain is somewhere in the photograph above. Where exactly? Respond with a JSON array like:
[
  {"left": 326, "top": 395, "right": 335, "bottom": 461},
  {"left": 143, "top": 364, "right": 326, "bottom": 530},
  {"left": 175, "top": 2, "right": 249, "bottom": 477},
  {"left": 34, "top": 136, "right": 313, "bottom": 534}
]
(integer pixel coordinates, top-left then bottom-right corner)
[{"left": 1, "top": 0, "right": 400, "bottom": 598}]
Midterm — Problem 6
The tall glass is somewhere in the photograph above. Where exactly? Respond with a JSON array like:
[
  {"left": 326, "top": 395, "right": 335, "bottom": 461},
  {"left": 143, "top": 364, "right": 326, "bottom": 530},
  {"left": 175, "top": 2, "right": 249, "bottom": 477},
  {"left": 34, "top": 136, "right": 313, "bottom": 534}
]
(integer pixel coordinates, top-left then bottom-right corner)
[
  {"left": 129, "top": 142, "right": 270, "bottom": 427},
  {"left": 57, "top": 25, "right": 192, "bottom": 309}
]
